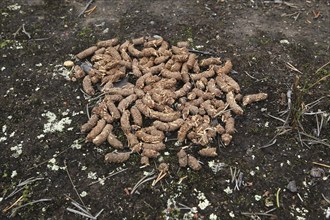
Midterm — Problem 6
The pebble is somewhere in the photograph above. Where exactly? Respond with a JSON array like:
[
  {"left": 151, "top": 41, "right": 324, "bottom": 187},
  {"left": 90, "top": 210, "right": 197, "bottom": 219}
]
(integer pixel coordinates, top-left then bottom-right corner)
[
  {"left": 286, "top": 180, "right": 297, "bottom": 193},
  {"left": 63, "top": 60, "right": 74, "bottom": 67}
]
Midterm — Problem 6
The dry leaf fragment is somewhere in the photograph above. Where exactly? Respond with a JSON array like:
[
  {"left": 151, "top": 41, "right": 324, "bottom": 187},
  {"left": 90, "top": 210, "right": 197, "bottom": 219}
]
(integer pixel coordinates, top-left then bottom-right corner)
[
  {"left": 190, "top": 66, "right": 215, "bottom": 81},
  {"left": 177, "top": 149, "right": 188, "bottom": 167},
  {"left": 132, "top": 37, "right": 145, "bottom": 45},
  {"left": 221, "top": 133, "right": 232, "bottom": 146},
  {"left": 76, "top": 46, "right": 98, "bottom": 60},
  {"left": 130, "top": 105, "right": 143, "bottom": 126},
  {"left": 200, "top": 57, "right": 221, "bottom": 67},
  {"left": 105, "top": 152, "right": 130, "bottom": 163},
  {"left": 82, "top": 75, "right": 95, "bottom": 96},
  {"left": 216, "top": 74, "right": 240, "bottom": 93},
  {"left": 188, "top": 155, "right": 202, "bottom": 170},
  {"left": 107, "top": 133, "right": 124, "bottom": 149},
  {"left": 120, "top": 110, "right": 131, "bottom": 134},
  {"left": 153, "top": 118, "right": 184, "bottom": 132},
  {"left": 215, "top": 60, "right": 232, "bottom": 75},
  {"left": 141, "top": 156, "right": 150, "bottom": 166},
  {"left": 81, "top": 114, "right": 99, "bottom": 133},
  {"left": 242, "top": 93, "right": 268, "bottom": 106},
  {"left": 86, "top": 119, "right": 106, "bottom": 142},
  {"left": 142, "top": 142, "right": 166, "bottom": 151},
  {"left": 225, "top": 117, "right": 235, "bottom": 134},
  {"left": 226, "top": 91, "right": 244, "bottom": 115},
  {"left": 97, "top": 38, "right": 119, "bottom": 48},
  {"left": 198, "top": 147, "right": 218, "bottom": 157},
  {"left": 117, "top": 94, "right": 137, "bottom": 113},
  {"left": 142, "top": 149, "right": 160, "bottom": 158},
  {"left": 93, "top": 124, "right": 113, "bottom": 146}
]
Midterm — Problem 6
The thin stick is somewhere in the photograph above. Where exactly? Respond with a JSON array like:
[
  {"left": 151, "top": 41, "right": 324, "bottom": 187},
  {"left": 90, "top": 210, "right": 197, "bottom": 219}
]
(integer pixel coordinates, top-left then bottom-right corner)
[
  {"left": 276, "top": 188, "right": 281, "bottom": 208},
  {"left": 307, "top": 72, "right": 330, "bottom": 90},
  {"left": 303, "top": 111, "right": 327, "bottom": 115},
  {"left": 64, "top": 160, "right": 90, "bottom": 214},
  {"left": 131, "top": 173, "right": 156, "bottom": 195},
  {"left": 13, "top": 25, "right": 22, "bottom": 38},
  {"left": 27, "top": 146, "right": 71, "bottom": 171},
  {"left": 305, "top": 97, "right": 325, "bottom": 110},
  {"left": 315, "top": 114, "right": 320, "bottom": 137},
  {"left": 2, "top": 195, "right": 23, "bottom": 213},
  {"left": 259, "top": 138, "right": 277, "bottom": 149},
  {"left": 267, "top": 114, "right": 286, "bottom": 123},
  {"left": 244, "top": 71, "right": 259, "bottom": 80},
  {"left": 67, "top": 207, "right": 94, "bottom": 219},
  {"left": 188, "top": 49, "right": 218, "bottom": 57},
  {"left": 10, "top": 199, "right": 52, "bottom": 217},
  {"left": 65, "top": 195, "right": 104, "bottom": 219},
  {"left": 78, "top": 0, "right": 94, "bottom": 17},
  {"left": 321, "top": 193, "right": 330, "bottom": 204},
  {"left": 22, "top": 24, "right": 31, "bottom": 39},
  {"left": 299, "top": 132, "right": 330, "bottom": 147},
  {"left": 241, "top": 211, "right": 276, "bottom": 217},
  {"left": 312, "top": 162, "right": 330, "bottom": 169},
  {"left": 286, "top": 62, "right": 303, "bottom": 74},
  {"left": 315, "top": 61, "right": 330, "bottom": 74},
  {"left": 88, "top": 168, "right": 128, "bottom": 186},
  {"left": 5, "top": 177, "right": 44, "bottom": 199}
]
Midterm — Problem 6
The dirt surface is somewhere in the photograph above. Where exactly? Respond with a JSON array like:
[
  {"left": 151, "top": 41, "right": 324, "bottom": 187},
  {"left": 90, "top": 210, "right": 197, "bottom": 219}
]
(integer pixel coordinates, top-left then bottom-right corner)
[{"left": 1, "top": 0, "right": 329, "bottom": 219}]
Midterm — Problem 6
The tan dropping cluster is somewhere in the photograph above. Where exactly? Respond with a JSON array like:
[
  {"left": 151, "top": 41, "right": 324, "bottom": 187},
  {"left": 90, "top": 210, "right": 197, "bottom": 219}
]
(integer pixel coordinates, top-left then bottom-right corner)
[{"left": 73, "top": 36, "right": 268, "bottom": 169}]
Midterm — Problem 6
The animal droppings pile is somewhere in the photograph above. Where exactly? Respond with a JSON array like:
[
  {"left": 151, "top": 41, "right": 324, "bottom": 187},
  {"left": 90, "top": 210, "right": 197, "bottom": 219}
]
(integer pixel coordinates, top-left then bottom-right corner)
[{"left": 70, "top": 36, "right": 268, "bottom": 170}]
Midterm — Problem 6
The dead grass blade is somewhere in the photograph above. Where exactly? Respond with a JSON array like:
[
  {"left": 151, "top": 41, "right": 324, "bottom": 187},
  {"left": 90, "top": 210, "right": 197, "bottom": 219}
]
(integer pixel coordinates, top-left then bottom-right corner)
[
  {"left": 10, "top": 199, "right": 52, "bottom": 217},
  {"left": 285, "top": 62, "right": 303, "bottom": 74},
  {"left": 131, "top": 171, "right": 157, "bottom": 195},
  {"left": 4, "top": 177, "right": 44, "bottom": 200}
]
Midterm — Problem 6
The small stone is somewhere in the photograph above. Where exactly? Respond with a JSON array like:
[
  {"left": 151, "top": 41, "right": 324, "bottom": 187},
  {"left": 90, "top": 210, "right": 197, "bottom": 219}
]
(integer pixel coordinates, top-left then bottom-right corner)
[
  {"left": 280, "top": 39, "right": 290, "bottom": 45},
  {"left": 310, "top": 167, "right": 324, "bottom": 178},
  {"left": 286, "top": 180, "right": 297, "bottom": 193},
  {"left": 63, "top": 60, "right": 74, "bottom": 67}
]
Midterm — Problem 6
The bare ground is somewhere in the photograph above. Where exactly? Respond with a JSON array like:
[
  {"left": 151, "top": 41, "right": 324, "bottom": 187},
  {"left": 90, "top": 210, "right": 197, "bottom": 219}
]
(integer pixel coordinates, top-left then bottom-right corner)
[{"left": 0, "top": 0, "right": 329, "bottom": 219}]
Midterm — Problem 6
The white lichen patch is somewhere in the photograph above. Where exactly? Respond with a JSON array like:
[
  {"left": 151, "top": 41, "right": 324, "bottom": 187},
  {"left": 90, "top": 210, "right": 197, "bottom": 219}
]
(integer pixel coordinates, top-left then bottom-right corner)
[
  {"left": 208, "top": 160, "right": 226, "bottom": 173},
  {"left": 224, "top": 186, "right": 233, "bottom": 195},
  {"left": 0, "top": 137, "right": 7, "bottom": 143},
  {"left": 255, "top": 195, "right": 262, "bottom": 201},
  {"left": 9, "top": 131, "right": 15, "bottom": 137},
  {"left": 183, "top": 207, "right": 198, "bottom": 219},
  {"left": 10, "top": 143, "right": 23, "bottom": 158},
  {"left": 80, "top": 191, "right": 87, "bottom": 197},
  {"left": 42, "top": 111, "right": 72, "bottom": 133},
  {"left": 87, "top": 171, "right": 97, "bottom": 180},
  {"left": 194, "top": 189, "right": 210, "bottom": 210},
  {"left": 72, "top": 111, "right": 84, "bottom": 116},
  {"left": 209, "top": 213, "right": 218, "bottom": 220},
  {"left": 37, "top": 134, "right": 45, "bottom": 139},
  {"left": 11, "top": 170, "right": 17, "bottom": 178},
  {"left": 71, "top": 139, "right": 82, "bottom": 149},
  {"left": 53, "top": 64, "right": 71, "bottom": 80},
  {"left": 325, "top": 207, "right": 330, "bottom": 218},
  {"left": 47, "top": 158, "right": 64, "bottom": 171},
  {"left": 97, "top": 177, "right": 106, "bottom": 185},
  {"left": 229, "top": 211, "right": 235, "bottom": 218},
  {"left": 2, "top": 125, "right": 7, "bottom": 134},
  {"left": 7, "top": 3, "right": 21, "bottom": 11}
]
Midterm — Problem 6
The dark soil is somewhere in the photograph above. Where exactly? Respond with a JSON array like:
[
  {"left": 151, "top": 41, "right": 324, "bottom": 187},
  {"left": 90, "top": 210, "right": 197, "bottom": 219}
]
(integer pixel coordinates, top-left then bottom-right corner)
[{"left": 1, "top": 0, "right": 329, "bottom": 219}]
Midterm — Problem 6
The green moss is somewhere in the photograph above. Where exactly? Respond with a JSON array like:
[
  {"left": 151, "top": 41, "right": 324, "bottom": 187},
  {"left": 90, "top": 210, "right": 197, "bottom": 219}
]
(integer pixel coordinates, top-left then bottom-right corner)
[
  {"left": 0, "top": 40, "right": 14, "bottom": 48},
  {"left": 77, "top": 27, "right": 93, "bottom": 38}
]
